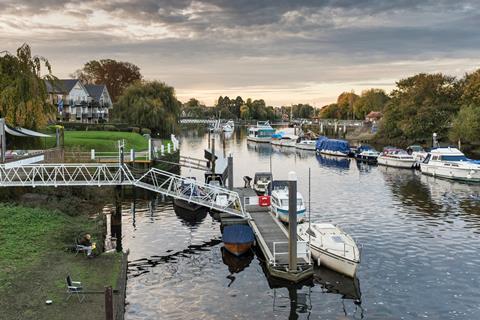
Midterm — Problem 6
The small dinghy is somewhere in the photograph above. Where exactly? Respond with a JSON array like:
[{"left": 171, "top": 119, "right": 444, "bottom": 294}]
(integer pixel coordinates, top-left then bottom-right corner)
[{"left": 298, "top": 223, "right": 360, "bottom": 278}]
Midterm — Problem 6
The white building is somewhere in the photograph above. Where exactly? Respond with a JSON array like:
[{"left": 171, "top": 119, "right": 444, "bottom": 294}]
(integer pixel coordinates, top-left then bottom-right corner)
[{"left": 45, "top": 79, "right": 113, "bottom": 123}]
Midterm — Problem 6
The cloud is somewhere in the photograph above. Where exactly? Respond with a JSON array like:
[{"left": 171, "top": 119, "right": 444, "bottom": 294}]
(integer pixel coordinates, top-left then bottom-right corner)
[{"left": 1, "top": 0, "right": 480, "bottom": 105}]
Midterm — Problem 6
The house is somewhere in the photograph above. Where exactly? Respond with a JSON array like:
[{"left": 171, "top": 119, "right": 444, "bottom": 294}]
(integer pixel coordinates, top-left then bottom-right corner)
[
  {"left": 365, "top": 111, "right": 383, "bottom": 122},
  {"left": 45, "top": 79, "right": 113, "bottom": 123}
]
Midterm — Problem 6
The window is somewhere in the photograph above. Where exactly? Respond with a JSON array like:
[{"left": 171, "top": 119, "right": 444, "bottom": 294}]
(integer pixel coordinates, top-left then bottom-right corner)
[
  {"left": 281, "top": 199, "right": 289, "bottom": 207},
  {"left": 441, "top": 155, "right": 468, "bottom": 162}
]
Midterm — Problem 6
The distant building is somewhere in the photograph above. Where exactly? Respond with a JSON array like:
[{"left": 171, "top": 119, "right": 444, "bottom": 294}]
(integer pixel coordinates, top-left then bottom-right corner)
[
  {"left": 45, "top": 79, "right": 113, "bottom": 123},
  {"left": 365, "top": 111, "right": 383, "bottom": 122}
]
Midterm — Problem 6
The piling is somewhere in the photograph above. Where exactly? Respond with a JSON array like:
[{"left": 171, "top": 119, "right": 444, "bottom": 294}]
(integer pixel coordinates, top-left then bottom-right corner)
[
  {"left": 104, "top": 286, "right": 113, "bottom": 320},
  {"left": 288, "top": 171, "right": 298, "bottom": 271},
  {"left": 211, "top": 137, "right": 216, "bottom": 175},
  {"left": 228, "top": 153, "right": 233, "bottom": 190}
]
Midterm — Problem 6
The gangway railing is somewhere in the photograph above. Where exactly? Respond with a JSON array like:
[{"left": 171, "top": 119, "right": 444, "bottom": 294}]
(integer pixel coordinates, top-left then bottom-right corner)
[{"left": 0, "top": 163, "right": 246, "bottom": 219}]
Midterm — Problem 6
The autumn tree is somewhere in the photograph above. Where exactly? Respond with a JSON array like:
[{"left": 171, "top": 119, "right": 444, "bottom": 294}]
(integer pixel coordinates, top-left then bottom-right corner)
[
  {"left": 353, "top": 89, "right": 389, "bottom": 119},
  {"left": 73, "top": 59, "right": 142, "bottom": 102},
  {"left": 0, "top": 44, "right": 56, "bottom": 128},
  {"left": 337, "top": 91, "right": 359, "bottom": 119},
  {"left": 114, "top": 81, "right": 180, "bottom": 136}
]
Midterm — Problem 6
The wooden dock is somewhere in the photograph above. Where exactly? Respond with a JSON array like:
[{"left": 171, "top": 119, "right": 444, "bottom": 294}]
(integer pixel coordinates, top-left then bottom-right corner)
[{"left": 222, "top": 187, "right": 313, "bottom": 283}]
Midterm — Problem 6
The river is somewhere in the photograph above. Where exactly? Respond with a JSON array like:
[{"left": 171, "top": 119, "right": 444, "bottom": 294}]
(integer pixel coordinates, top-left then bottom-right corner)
[{"left": 123, "top": 128, "right": 480, "bottom": 320}]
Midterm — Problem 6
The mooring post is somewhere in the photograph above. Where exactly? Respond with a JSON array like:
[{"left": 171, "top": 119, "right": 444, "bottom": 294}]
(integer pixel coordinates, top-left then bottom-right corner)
[
  {"left": 55, "top": 127, "right": 60, "bottom": 148},
  {"left": 0, "top": 118, "right": 6, "bottom": 163},
  {"left": 228, "top": 153, "right": 233, "bottom": 190},
  {"left": 104, "top": 286, "right": 113, "bottom": 320},
  {"left": 288, "top": 171, "right": 298, "bottom": 271},
  {"left": 211, "top": 137, "right": 216, "bottom": 176}
]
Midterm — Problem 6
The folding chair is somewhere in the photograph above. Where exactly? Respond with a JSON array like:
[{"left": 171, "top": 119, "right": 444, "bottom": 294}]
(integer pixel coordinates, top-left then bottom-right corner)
[
  {"left": 66, "top": 275, "right": 85, "bottom": 303},
  {"left": 74, "top": 237, "right": 89, "bottom": 256}
]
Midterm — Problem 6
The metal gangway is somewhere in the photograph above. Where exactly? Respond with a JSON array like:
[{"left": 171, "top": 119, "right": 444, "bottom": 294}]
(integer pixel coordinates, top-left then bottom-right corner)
[{"left": 0, "top": 163, "right": 246, "bottom": 218}]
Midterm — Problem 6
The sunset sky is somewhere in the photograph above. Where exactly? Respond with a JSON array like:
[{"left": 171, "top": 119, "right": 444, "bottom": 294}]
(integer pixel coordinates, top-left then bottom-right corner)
[{"left": 1, "top": 0, "right": 479, "bottom": 106}]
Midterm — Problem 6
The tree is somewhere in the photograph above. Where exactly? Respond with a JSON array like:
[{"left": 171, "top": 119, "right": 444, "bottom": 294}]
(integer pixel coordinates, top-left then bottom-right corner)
[
  {"left": 449, "top": 105, "right": 480, "bottom": 144},
  {"left": 353, "top": 89, "right": 389, "bottom": 119},
  {"left": 113, "top": 81, "right": 180, "bottom": 136},
  {"left": 337, "top": 91, "right": 359, "bottom": 119},
  {"left": 377, "top": 73, "right": 460, "bottom": 144},
  {"left": 292, "top": 104, "right": 314, "bottom": 119},
  {"left": 73, "top": 59, "right": 142, "bottom": 102},
  {"left": 240, "top": 104, "right": 250, "bottom": 120},
  {"left": 0, "top": 43, "right": 56, "bottom": 128},
  {"left": 319, "top": 103, "right": 341, "bottom": 119}
]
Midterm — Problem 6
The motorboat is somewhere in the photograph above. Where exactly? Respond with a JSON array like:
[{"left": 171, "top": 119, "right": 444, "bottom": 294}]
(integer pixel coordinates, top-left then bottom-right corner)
[
  {"left": 296, "top": 139, "right": 316, "bottom": 151},
  {"left": 247, "top": 121, "right": 276, "bottom": 143},
  {"left": 222, "top": 120, "right": 235, "bottom": 133},
  {"left": 222, "top": 224, "right": 255, "bottom": 256},
  {"left": 173, "top": 177, "right": 207, "bottom": 211},
  {"left": 407, "top": 145, "right": 428, "bottom": 164},
  {"left": 271, "top": 134, "right": 298, "bottom": 147},
  {"left": 316, "top": 136, "right": 352, "bottom": 157},
  {"left": 355, "top": 145, "right": 380, "bottom": 164},
  {"left": 298, "top": 223, "right": 360, "bottom": 278},
  {"left": 270, "top": 181, "right": 306, "bottom": 223},
  {"left": 420, "top": 147, "right": 480, "bottom": 182},
  {"left": 377, "top": 148, "right": 416, "bottom": 169},
  {"left": 253, "top": 172, "right": 273, "bottom": 195}
]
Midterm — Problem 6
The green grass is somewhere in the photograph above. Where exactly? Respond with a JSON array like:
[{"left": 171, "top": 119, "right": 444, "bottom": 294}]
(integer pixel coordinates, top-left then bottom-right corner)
[
  {"left": 46, "top": 131, "right": 149, "bottom": 152},
  {"left": 0, "top": 204, "right": 123, "bottom": 320}
]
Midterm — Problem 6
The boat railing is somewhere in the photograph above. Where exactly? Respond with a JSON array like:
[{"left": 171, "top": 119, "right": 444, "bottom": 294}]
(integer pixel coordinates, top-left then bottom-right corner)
[
  {"left": 272, "top": 241, "right": 311, "bottom": 266},
  {"left": 317, "top": 233, "right": 360, "bottom": 261}
]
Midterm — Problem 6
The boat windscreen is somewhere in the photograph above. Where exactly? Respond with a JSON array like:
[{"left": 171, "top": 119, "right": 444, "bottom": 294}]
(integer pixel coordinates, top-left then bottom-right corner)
[{"left": 441, "top": 155, "right": 468, "bottom": 161}]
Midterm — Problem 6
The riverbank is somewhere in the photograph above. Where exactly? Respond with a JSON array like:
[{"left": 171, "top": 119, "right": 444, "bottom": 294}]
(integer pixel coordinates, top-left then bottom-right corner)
[{"left": 0, "top": 203, "right": 123, "bottom": 320}]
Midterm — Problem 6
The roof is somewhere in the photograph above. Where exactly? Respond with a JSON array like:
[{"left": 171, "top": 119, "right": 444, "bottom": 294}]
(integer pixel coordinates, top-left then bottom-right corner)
[
  {"left": 366, "top": 111, "right": 383, "bottom": 118},
  {"left": 430, "top": 147, "right": 464, "bottom": 156},
  {"left": 84, "top": 84, "right": 106, "bottom": 101},
  {"left": 45, "top": 79, "right": 79, "bottom": 94}
]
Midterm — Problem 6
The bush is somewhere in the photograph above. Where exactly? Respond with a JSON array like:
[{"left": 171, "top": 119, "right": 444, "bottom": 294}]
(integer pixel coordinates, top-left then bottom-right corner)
[
  {"left": 103, "top": 125, "right": 118, "bottom": 131},
  {"left": 140, "top": 128, "right": 151, "bottom": 135},
  {"left": 131, "top": 127, "right": 140, "bottom": 134}
]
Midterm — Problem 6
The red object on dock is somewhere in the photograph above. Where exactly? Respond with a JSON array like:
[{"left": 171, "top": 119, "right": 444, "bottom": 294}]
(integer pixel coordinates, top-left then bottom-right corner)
[{"left": 259, "top": 196, "right": 271, "bottom": 207}]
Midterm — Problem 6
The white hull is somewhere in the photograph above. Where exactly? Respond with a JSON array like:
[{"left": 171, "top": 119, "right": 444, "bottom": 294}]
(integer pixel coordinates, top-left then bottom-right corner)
[
  {"left": 271, "top": 140, "right": 296, "bottom": 148},
  {"left": 421, "top": 163, "right": 480, "bottom": 182},
  {"left": 310, "top": 244, "right": 358, "bottom": 278},
  {"left": 377, "top": 156, "right": 415, "bottom": 169},
  {"left": 319, "top": 150, "right": 349, "bottom": 157},
  {"left": 247, "top": 136, "right": 272, "bottom": 143},
  {"left": 296, "top": 143, "right": 316, "bottom": 151}
]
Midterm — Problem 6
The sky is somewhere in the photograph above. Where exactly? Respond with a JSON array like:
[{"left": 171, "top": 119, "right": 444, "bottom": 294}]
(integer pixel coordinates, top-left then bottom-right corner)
[{"left": 1, "top": 0, "right": 479, "bottom": 107}]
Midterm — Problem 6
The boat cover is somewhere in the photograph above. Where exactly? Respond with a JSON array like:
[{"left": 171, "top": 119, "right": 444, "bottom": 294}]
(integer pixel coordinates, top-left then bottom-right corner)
[
  {"left": 316, "top": 138, "right": 351, "bottom": 153},
  {"left": 222, "top": 225, "right": 254, "bottom": 244}
]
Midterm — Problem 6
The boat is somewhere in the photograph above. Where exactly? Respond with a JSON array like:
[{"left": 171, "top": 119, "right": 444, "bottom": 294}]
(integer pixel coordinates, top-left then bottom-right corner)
[
  {"left": 420, "top": 147, "right": 480, "bottom": 182},
  {"left": 295, "top": 139, "right": 316, "bottom": 151},
  {"left": 222, "top": 120, "right": 235, "bottom": 132},
  {"left": 377, "top": 148, "right": 416, "bottom": 169},
  {"left": 247, "top": 121, "right": 276, "bottom": 143},
  {"left": 407, "top": 145, "right": 428, "bottom": 164},
  {"left": 271, "top": 134, "right": 298, "bottom": 148},
  {"left": 253, "top": 172, "right": 273, "bottom": 195},
  {"left": 222, "top": 224, "right": 255, "bottom": 256},
  {"left": 174, "top": 205, "right": 208, "bottom": 226},
  {"left": 316, "top": 137, "right": 352, "bottom": 157},
  {"left": 173, "top": 177, "right": 207, "bottom": 211},
  {"left": 355, "top": 145, "right": 380, "bottom": 164},
  {"left": 298, "top": 223, "right": 360, "bottom": 278},
  {"left": 270, "top": 181, "right": 306, "bottom": 223}
]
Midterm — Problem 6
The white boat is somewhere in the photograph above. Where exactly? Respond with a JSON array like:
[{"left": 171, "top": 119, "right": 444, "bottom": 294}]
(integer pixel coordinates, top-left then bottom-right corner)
[
  {"left": 296, "top": 140, "right": 316, "bottom": 151},
  {"left": 270, "top": 186, "right": 306, "bottom": 223},
  {"left": 247, "top": 121, "right": 276, "bottom": 143},
  {"left": 407, "top": 145, "right": 428, "bottom": 164},
  {"left": 298, "top": 223, "right": 360, "bottom": 278},
  {"left": 222, "top": 120, "right": 235, "bottom": 132},
  {"left": 377, "top": 148, "right": 416, "bottom": 169},
  {"left": 271, "top": 134, "right": 298, "bottom": 147},
  {"left": 253, "top": 172, "right": 272, "bottom": 195},
  {"left": 420, "top": 147, "right": 480, "bottom": 182}
]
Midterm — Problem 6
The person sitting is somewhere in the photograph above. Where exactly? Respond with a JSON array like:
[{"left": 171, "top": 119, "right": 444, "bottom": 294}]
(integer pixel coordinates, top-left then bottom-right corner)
[
  {"left": 79, "top": 234, "right": 95, "bottom": 257},
  {"left": 243, "top": 176, "right": 252, "bottom": 188}
]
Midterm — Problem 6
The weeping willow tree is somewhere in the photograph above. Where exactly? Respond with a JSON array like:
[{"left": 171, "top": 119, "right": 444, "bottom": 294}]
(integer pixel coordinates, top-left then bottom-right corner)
[
  {"left": 0, "top": 44, "right": 56, "bottom": 129},
  {"left": 113, "top": 81, "right": 180, "bottom": 136}
]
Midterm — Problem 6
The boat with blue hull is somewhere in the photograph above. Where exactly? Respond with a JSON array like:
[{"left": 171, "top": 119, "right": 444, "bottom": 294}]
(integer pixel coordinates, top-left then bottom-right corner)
[
  {"left": 316, "top": 136, "right": 352, "bottom": 157},
  {"left": 222, "top": 224, "right": 255, "bottom": 256}
]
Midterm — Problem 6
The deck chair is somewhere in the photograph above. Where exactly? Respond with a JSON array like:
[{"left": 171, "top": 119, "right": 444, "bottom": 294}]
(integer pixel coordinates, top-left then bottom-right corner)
[
  {"left": 66, "top": 275, "right": 85, "bottom": 303},
  {"left": 74, "top": 238, "right": 89, "bottom": 256}
]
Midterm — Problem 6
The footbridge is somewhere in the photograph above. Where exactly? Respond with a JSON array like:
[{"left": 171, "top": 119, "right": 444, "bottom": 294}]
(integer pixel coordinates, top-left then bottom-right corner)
[{"left": 0, "top": 163, "right": 246, "bottom": 218}]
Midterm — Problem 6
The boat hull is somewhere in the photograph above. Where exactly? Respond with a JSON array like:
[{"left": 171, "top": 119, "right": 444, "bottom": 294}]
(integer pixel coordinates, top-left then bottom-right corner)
[
  {"left": 273, "top": 208, "right": 306, "bottom": 223},
  {"left": 310, "top": 244, "right": 358, "bottom": 278},
  {"left": 173, "top": 198, "right": 204, "bottom": 211},
  {"left": 377, "top": 156, "right": 415, "bottom": 169},
  {"left": 356, "top": 154, "right": 378, "bottom": 164},
  {"left": 318, "top": 150, "right": 350, "bottom": 157},
  {"left": 296, "top": 143, "right": 316, "bottom": 151},
  {"left": 420, "top": 164, "right": 480, "bottom": 182},
  {"left": 271, "top": 140, "right": 296, "bottom": 148},
  {"left": 247, "top": 136, "right": 272, "bottom": 143},
  {"left": 224, "top": 242, "right": 254, "bottom": 256}
]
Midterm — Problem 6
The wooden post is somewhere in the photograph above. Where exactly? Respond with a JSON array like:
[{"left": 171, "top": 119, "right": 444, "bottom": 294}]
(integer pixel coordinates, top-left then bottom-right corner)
[
  {"left": 104, "top": 286, "right": 113, "bottom": 320},
  {"left": 211, "top": 137, "right": 216, "bottom": 177},
  {"left": 228, "top": 153, "right": 233, "bottom": 190},
  {"left": 288, "top": 171, "right": 297, "bottom": 271}
]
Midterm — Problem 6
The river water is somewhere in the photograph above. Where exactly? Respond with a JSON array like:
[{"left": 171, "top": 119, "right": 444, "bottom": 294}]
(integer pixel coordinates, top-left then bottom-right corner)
[{"left": 123, "top": 128, "right": 480, "bottom": 320}]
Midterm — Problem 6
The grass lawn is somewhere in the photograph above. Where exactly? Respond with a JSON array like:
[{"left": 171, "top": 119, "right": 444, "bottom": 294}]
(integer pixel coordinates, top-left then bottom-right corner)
[
  {"left": 45, "top": 131, "right": 149, "bottom": 152},
  {"left": 0, "top": 204, "right": 123, "bottom": 320}
]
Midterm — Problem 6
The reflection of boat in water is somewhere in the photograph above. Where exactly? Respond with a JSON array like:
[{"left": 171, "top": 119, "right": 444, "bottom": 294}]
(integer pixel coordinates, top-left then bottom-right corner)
[
  {"left": 316, "top": 153, "right": 351, "bottom": 170},
  {"left": 174, "top": 205, "right": 208, "bottom": 226},
  {"left": 314, "top": 266, "right": 362, "bottom": 302},
  {"left": 222, "top": 224, "right": 255, "bottom": 256},
  {"left": 221, "top": 246, "right": 254, "bottom": 274}
]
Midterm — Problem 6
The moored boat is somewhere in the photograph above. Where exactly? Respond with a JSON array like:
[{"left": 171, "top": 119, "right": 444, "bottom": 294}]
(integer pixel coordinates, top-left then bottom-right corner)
[
  {"left": 222, "top": 120, "right": 235, "bottom": 132},
  {"left": 173, "top": 177, "right": 207, "bottom": 211},
  {"left": 316, "top": 137, "right": 352, "bottom": 157},
  {"left": 253, "top": 172, "right": 273, "bottom": 195},
  {"left": 271, "top": 134, "right": 298, "bottom": 147},
  {"left": 355, "top": 145, "right": 380, "bottom": 164},
  {"left": 247, "top": 121, "right": 276, "bottom": 143},
  {"left": 270, "top": 181, "right": 306, "bottom": 223},
  {"left": 222, "top": 224, "right": 255, "bottom": 256},
  {"left": 420, "top": 147, "right": 480, "bottom": 182},
  {"left": 377, "top": 148, "right": 416, "bottom": 169},
  {"left": 296, "top": 139, "right": 316, "bottom": 151},
  {"left": 298, "top": 223, "right": 360, "bottom": 278},
  {"left": 407, "top": 145, "right": 428, "bottom": 166}
]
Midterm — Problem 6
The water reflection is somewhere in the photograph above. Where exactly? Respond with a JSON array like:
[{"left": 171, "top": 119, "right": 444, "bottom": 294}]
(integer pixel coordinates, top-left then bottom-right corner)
[
  {"left": 315, "top": 153, "right": 350, "bottom": 171},
  {"left": 221, "top": 247, "right": 254, "bottom": 287},
  {"left": 174, "top": 205, "right": 208, "bottom": 226}
]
